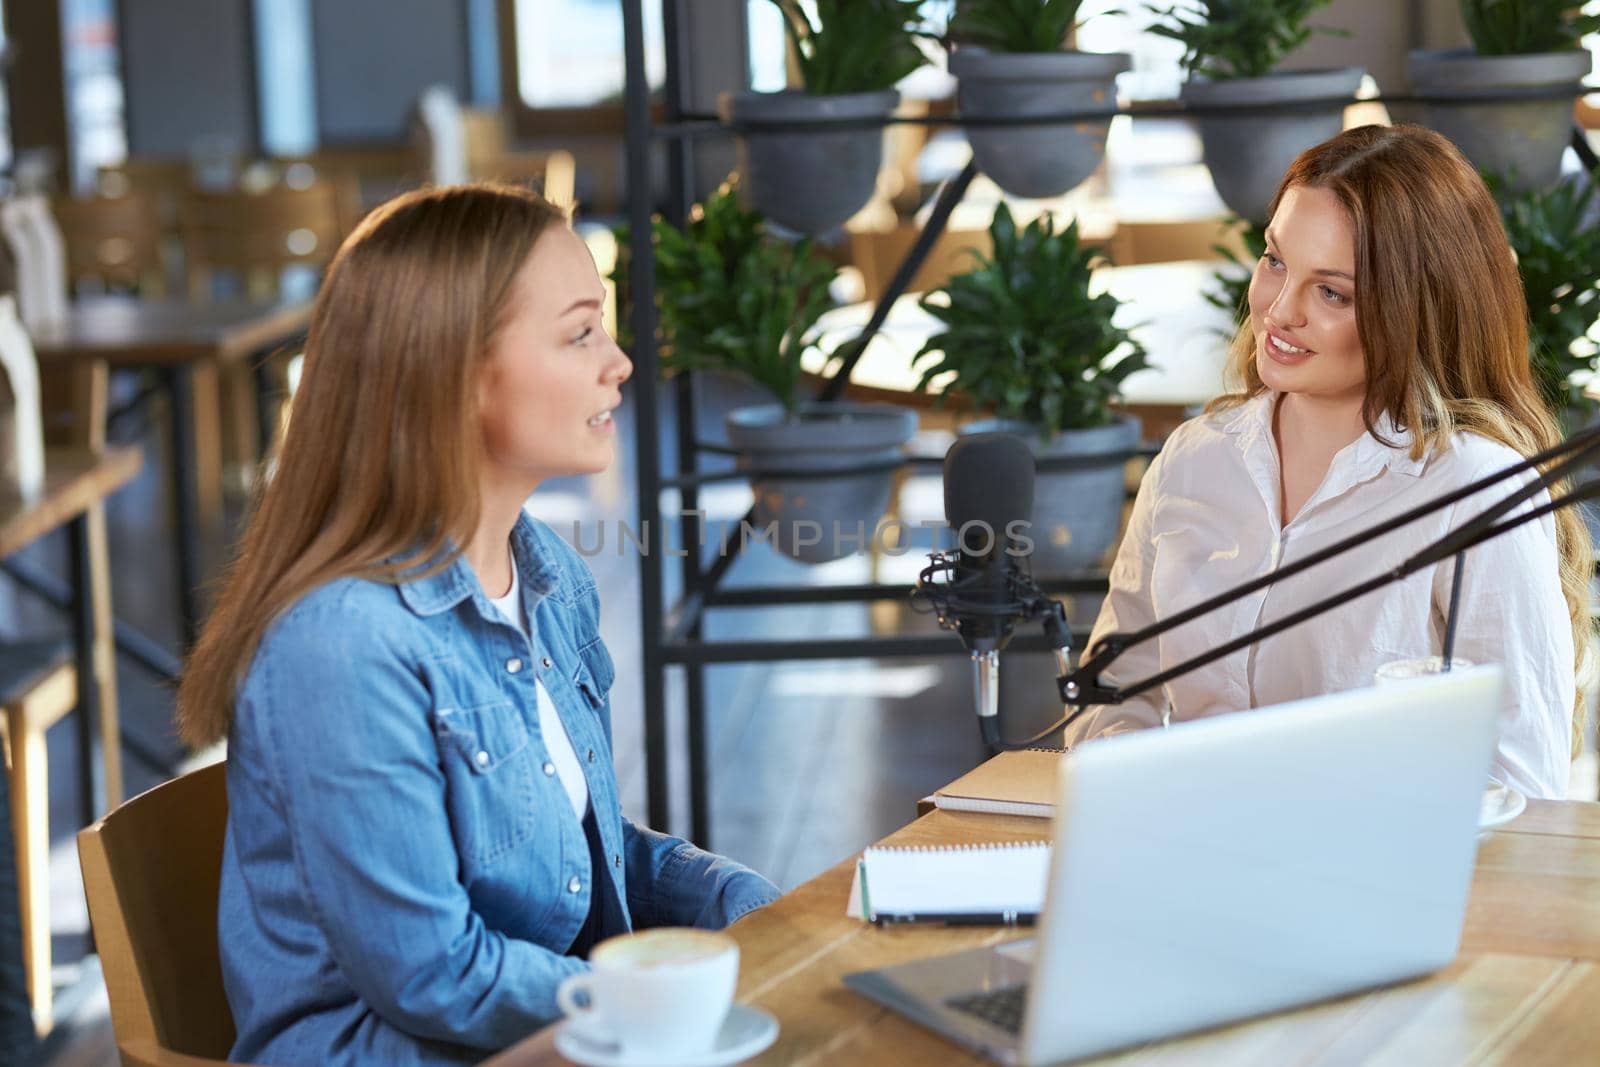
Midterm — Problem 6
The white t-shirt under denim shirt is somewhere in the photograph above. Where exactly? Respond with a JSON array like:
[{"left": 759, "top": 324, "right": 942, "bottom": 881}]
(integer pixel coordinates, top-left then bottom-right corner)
[
  {"left": 1068, "top": 391, "right": 1575, "bottom": 799},
  {"left": 490, "top": 564, "right": 590, "bottom": 818}
]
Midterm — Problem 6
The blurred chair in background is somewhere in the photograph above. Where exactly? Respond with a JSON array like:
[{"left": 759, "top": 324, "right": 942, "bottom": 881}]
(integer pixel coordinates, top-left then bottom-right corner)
[
  {"left": 53, "top": 190, "right": 169, "bottom": 297},
  {"left": 180, "top": 177, "right": 346, "bottom": 490}
]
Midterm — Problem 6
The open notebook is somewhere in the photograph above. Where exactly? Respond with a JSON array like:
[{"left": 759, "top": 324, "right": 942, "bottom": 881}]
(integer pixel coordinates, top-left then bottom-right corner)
[{"left": 929, "top": 748, "right": 1066, "bottom": 818}]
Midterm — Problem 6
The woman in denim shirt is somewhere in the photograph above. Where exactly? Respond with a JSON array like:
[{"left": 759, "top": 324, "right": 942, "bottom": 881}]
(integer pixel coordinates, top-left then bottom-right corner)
[{"left": 178, "top": 185, "right": 780, "bottom": 1066}]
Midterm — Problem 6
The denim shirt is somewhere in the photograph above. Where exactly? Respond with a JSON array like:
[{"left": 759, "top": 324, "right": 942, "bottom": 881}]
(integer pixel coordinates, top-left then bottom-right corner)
[{"left": 218, "top": 514, "right": 780, "bottom": 1066}]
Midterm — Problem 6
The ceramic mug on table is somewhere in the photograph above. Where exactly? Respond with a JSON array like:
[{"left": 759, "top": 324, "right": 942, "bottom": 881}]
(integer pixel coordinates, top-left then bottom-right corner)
[{"left": 556, "top": 927, "right": 739, "bottom": 1059}]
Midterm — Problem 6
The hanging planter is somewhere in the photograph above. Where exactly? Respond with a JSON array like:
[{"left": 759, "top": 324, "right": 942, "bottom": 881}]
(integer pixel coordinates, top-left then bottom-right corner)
[
  {"left": 1408, "top": 49, "right": 1591, "bottom": 193},
  {"left": 1149, "top": 0, "right": 1361, "bottom": 224},
  {"left": 1181, "top": 67, "right": 1365, "bottom": 225},
  {"left": 939, "top": 3, "right": 1129, "bottom": 199},
  {"left": 727, "top": 403, "right": 917, "bottom": 563},
  {"left": 614, "top": 183, "right": 917, "bottom": 565},
  {"left": 1410, "top": 0, "right": 1599, "bottom": 193},
  {"left": 722, "top": 90, "right": 900, "bottom": 235},
  {"left": 949, "top": 48, "right": 1130, "bottom": 199},
  {"left": 960, "top": 415, "right": 1141, "bottom": 573},
  {"left": 726, "top": 1, "right": 927, "bottom": 235}
]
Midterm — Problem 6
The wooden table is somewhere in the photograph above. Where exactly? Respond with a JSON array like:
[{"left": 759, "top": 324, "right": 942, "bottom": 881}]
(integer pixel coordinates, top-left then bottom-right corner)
[
  {"left": 0, "top": 446, "right": 142, "bottom": 1033},
  {"left": 31, "top": 297, "right": 312, "bottom": 642},
  {"left": 0, "top": 446, "right": 143, "bottom": 812},
  {"left": 493, "top": 799, "right": 1600, "bottom": 1065}
]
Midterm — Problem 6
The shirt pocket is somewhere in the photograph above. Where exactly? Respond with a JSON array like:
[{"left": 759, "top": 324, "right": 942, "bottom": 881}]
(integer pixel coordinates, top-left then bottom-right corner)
[
  {"left": 574, "top": 638, "right": 615, "bottom": 709},
  {"left": 433, "top": 700, "right": 538, "bottom": 865}
]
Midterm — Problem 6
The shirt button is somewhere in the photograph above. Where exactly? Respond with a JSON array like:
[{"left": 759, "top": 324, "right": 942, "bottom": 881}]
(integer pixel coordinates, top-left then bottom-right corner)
[
  {"left": 587, "top": 748, "right": 596, "bottom": 763},
  {"left": 541, "top": 656, "right": 553, "bottom": 669},
  {"left": 506, "top": 657, "right": 523, "bottom": 674},
  {"left": 568, "top": 876, "right": 582, "bottom": 894},
  {"left": 542, "top": 761, "right": 556, "bottom": 777},
  {"left": 613, "top": 854, "right": 621, "bottom": 869},
  {"left": 475, "top": 751, "right": 490, "bottom": 767}
]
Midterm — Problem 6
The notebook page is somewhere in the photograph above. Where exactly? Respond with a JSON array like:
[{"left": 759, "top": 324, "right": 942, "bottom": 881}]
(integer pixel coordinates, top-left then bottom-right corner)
[{"left": 862, "top": 842, "right": 1051, "bottom": 918}]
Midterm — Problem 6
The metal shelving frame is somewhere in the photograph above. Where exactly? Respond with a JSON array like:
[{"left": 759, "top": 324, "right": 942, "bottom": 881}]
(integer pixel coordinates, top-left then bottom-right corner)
[{"left": 620, "top": 0, "right": 1599, "bottom": 844}]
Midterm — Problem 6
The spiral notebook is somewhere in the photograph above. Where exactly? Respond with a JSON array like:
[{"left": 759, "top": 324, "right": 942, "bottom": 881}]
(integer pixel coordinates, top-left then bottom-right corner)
[
  {"left": 929, "top": 747, "right": 1066, "bottom": 819},
  {"left": 848, "top": 841, "right": 1052, "bottom": 925}
]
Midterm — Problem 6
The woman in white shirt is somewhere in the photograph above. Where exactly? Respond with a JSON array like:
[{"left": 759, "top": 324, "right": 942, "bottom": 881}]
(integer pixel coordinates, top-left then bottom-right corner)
[{"left": 1068, "top": 124, "right": 1593, "bottom": 799}]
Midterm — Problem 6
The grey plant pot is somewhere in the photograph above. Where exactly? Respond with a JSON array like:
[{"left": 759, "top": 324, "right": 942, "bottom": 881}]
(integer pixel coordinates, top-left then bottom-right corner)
[
  {"left": 725, "top": 402, "right": 917, "bottom": 564},
  {"left": 1181, "top": 68, "right": 1365, "bottom": 225},
  {"left": 960, "top": 413, "right": 1141, "bottom": 575},
  {"left": 722, "top": 89, "right": 899, "bottom": 235},
  {"left": 1408, "top": 48, "right": 1592, "bottom": 194},
  {"left": 949, "top": 48, "right": 1131, "bottom": 199}
]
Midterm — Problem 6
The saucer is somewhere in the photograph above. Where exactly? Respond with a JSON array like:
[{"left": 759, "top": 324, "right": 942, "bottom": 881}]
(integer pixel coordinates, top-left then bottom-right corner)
[
  {"left": 1480, "top": 783, "right": 1527, "bottom": 832},
  {"left": 554, "top": 1003, "right": 779, "bottom": 1067}
]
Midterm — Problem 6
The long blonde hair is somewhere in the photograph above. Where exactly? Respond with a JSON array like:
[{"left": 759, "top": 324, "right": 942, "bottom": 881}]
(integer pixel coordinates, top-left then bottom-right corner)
[
  {"left": 178, "top": 184, "right": 566, "bottom": 747},
  {"left": 1208, "top": 124, "right": 1594, "bottom": 752}
]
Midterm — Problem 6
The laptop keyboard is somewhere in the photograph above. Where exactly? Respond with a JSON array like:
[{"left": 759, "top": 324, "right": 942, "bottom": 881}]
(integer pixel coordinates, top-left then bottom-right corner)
[{"left": 946, "top": 985, "right": 1028, "bottom": 1035}]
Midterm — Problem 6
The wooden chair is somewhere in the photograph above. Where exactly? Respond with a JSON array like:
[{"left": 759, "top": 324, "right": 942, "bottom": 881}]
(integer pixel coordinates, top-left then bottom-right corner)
[
  {"left": 77, "top": 761, "right": 237, "bottom": 1067},
  {"left": 458, "top": 108, "right": 577, "bottom": 210},
  {"left": 180, "top": 182, "right": 346, "bottom": 302},
  {"left": 181, "top": 180, "right": 344, "bottom": 492},
  {"left": 1, "top": 639, "right": 77, "bottom": 1036},
  {"left": 53, "top": 191, "right": 169, "bottom": 296}
]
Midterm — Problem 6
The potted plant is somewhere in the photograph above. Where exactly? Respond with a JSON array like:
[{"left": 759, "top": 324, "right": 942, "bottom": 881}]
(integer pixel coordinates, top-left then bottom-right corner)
[
  {"left": 1410, "top": 1, "right": 1598, "bottom": 194},
  {"left": 619, "top": 183, "right": 916, "bottom": 564},
  {"left": 1205, "top": 215, "right": 1269, "bottom": 336},
  {"left": 722, "top": 0, "right": 927, "bottom": 235},
  {"left": 1148, "top": 0, "right": 1362, "bottom": 225},
  {"left": 942, "top": 0, "right": 1131, "bottom": 199},
  {"left": 914, "top": 203, "right": 1148, "bottom": 574},
  {"left": 1489, "top": 169, "right": 1600, "bottom": 427}
]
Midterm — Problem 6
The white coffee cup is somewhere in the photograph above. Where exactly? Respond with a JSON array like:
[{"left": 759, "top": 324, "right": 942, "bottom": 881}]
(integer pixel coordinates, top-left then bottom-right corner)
[
  {"left": 1373, "top": 655, "right": 1472, "bottom": 685},
  {"left": 556, "top": 927, "right": 739, "bottom": 1058}
]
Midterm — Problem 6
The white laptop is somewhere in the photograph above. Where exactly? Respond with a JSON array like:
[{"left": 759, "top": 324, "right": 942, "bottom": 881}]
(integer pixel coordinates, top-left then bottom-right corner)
[{"left": 845, "top": 666, "right": 1505, "bottom": 1065}]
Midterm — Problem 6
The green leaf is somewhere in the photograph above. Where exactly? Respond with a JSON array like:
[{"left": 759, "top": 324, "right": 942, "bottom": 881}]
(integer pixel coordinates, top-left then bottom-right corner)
[
  {"left": 1460, "top": 0, "right": 1597, "bottom": 54},
  {"left": 916, "top": 201, "right": 1147, "bottom": 431}
]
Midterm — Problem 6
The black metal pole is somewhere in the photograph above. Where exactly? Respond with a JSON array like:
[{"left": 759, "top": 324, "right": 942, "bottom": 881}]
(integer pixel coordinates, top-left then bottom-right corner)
[
  {"left": 164, "top": 366, "right": 202, "bottom": 646},
  {"left": 818, "top": 159, "right": 979, "bottom": 402},
  {"left": 658, "top": 0, "right": 713, "bottom": 849},
  {"left": 622, "top": 0, "right": 672, "bottom": 832},
  {"left": 67, "top": 515, "right": 105, "bottom": 821},
  {"left": 254, "top": 350, "right": 278, "bottom": 461}
]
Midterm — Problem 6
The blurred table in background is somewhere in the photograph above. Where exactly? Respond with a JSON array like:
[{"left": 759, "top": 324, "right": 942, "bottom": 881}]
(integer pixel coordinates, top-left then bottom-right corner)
[{"left": 32, "top": 297, "right": 312, "bottom": 643}]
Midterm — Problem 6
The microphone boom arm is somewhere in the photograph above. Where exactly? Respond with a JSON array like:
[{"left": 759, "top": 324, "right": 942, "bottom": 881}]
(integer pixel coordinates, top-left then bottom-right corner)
[{"left": 1059, "top": 425, "right": 1600, "bottom": 726}]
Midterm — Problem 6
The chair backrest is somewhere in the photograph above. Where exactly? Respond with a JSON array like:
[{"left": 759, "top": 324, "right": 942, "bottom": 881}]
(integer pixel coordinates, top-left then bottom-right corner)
[
  {"left": 53, "top": 191, "right": 168, "bottom": 295},
  {"left": 181, "top": 183, "right": 346, "bottom": 299},
  {"left": 77, "top": 760, "right": 235, "bottom": 1060}
]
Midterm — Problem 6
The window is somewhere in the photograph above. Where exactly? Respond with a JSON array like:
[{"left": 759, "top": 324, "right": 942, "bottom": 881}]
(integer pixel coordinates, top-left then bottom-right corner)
[
  {"left": 513, "top": 0, "right": 663, "bottom": 109},
  {"left": 62, "top": 0, "right": 126, "bottom": 191}
]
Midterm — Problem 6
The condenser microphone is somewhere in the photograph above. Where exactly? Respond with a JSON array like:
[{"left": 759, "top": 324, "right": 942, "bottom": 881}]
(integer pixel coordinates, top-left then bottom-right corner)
[{"left": 939, "top": 432, "right": 1037, "bottom": 745}]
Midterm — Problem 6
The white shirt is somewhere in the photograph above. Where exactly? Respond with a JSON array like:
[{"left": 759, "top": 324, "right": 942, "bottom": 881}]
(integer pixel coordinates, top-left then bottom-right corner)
[
  {"left": 489, "top": 565, "right": 590, "bottom": 818},
  {"left": 1067, "top": 391, "right": 1575, "bottom": 799}
]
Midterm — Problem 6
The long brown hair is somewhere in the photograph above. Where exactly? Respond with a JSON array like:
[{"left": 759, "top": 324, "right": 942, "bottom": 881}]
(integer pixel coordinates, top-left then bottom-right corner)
[
  {"left": 1208, "top": 123, "right": 1594, "bottom": 751},
  {"left": 178, "top": 184, "right": 566, "bottom": 747}
]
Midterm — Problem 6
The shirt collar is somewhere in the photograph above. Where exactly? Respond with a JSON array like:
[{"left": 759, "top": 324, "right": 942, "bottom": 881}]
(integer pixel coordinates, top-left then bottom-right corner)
[
  {"left": 1220, "top": 391, "right": 1427, "bottom": 479},
  {"left": 395, "top": 510, "right": 562, "bottom": 617}
]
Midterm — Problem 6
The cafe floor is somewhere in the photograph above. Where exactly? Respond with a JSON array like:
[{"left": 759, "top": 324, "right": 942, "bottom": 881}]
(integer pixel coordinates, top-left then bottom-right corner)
[{"left": 25, "top": 370, "right": 1600, "bottom": 1067}]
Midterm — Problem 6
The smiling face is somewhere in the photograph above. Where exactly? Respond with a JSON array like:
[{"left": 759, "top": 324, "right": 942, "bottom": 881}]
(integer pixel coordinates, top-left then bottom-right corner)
[
  {"left": 1248, "top": 184, "right": 1365, "bottom": 407},
  {"left": 477, "top": 225, "right": 632, "bottom": 491}
]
